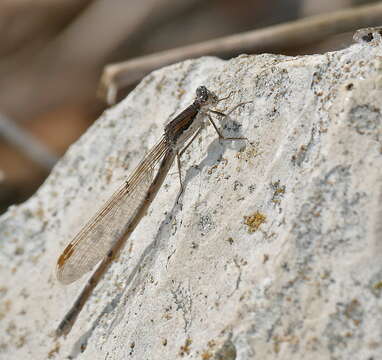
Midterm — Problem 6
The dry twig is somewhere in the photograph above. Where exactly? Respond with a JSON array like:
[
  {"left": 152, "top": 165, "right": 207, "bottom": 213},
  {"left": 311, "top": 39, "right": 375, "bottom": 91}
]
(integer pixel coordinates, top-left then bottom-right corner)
[
  {"left": 0, "top": 113, "right": 58, "bottom": 170},
  {"left": 100, "top": 1, "right": 382, "bottom": 103}
]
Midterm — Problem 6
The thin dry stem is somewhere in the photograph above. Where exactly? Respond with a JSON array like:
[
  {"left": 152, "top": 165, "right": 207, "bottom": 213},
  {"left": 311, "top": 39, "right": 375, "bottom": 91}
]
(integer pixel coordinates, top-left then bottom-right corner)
[{"left": 100, "top": 1, "right": 382, "bottom": 103}]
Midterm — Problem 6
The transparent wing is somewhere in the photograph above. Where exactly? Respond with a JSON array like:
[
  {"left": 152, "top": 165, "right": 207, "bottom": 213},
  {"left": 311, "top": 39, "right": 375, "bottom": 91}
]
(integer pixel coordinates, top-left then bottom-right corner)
[{"left": 56, "top": 137, "right": 168, "bottom": 284}]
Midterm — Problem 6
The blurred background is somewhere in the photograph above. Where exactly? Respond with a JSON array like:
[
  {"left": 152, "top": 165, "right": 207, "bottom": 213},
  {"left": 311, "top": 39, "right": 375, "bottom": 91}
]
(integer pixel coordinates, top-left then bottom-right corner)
[{"left": 0, "top": 0, "right": 380, "bottom": 213}]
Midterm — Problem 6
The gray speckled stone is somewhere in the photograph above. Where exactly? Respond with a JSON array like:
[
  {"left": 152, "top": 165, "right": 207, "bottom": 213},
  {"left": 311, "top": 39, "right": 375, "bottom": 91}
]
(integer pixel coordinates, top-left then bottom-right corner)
[{"left": 1, "top": 35, "right": 382, "bottom": 359}]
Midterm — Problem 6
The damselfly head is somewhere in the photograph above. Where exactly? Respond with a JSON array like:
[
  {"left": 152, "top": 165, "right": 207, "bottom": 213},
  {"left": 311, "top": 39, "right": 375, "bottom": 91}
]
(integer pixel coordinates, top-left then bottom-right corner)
[{"left": 195, "top": 86, "right": 218, "bottom": 107}]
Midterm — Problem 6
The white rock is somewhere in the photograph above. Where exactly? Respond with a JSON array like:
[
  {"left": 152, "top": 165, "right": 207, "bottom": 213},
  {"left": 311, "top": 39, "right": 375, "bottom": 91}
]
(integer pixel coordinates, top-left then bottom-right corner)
[{"left": 1, "top": 35, "right": 382, "bottom": 359}]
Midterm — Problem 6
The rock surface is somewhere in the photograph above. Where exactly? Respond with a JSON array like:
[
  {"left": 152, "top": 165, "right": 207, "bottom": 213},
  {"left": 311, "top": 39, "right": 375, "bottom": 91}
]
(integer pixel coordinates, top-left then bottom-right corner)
[{"left": 1, "top": 31, "right": 382, "bottom": 360}]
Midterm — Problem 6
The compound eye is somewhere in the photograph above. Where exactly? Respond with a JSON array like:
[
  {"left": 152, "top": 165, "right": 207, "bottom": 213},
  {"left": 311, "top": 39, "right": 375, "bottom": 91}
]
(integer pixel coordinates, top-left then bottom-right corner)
[{"left": 196, "top": 86, "right": 208, "bottom": 102}]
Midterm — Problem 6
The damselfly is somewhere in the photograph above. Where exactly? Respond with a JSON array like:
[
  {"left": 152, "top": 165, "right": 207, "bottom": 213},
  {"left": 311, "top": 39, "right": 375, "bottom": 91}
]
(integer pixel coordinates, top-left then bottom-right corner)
[{"left": 55, "top": 86, "right": 250, "bottom": 337}]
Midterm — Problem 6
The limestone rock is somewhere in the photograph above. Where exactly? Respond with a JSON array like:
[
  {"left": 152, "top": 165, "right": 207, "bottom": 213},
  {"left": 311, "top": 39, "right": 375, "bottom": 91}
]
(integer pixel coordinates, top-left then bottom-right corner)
[{"left": 0, "top": 33, "right": 382, "bottom": 359}]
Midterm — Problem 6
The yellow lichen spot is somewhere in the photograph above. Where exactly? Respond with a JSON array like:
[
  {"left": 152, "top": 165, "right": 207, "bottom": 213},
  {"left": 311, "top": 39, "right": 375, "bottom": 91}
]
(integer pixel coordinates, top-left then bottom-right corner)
[
  {"left": 201, "top": 351, "right": 213, "bottom": 359},
  {"left": 0, "top": 299, "right": 12, "bottom": 321},
  {"left": 207, "top": 340, "right": 216, "bottom": 348},
  {"left": 273, "top": 337, "right": 280, "bottom": 354},
  {"left": 179, "top": 338, "right": 192, "bottom": 356},
  {"left": 244, "top": 211, "right": 266, "bottom": 232},
  {"left": 35, "top": 207, "right": 45, "bottom": 220},
  {"left": 226, "top": 237, "right": 234, "bottom": 245},
  {"left": 235, "top": 145, "right": 259, "bottom": 165},
  {"left": 177, "top": 88, "right": 186, "bottom": 99},
  {"left": 163, "top": 312, "right": 172, "bottom": 320},
  {"left": 274, "top": 187, "right": 285, "bottom": 195}
]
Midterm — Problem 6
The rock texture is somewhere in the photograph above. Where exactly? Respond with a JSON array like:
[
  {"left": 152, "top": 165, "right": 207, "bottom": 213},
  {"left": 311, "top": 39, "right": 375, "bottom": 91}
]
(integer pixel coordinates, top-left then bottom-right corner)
[{"left": 1, "top": 31, "right": 382, "bottom": 360}]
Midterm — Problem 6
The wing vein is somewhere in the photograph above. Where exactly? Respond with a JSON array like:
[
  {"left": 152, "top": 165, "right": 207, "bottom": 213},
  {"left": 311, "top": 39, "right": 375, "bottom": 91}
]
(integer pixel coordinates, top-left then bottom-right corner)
[{"left": 56, "top": 136, "right": 169, "bottom": 284}]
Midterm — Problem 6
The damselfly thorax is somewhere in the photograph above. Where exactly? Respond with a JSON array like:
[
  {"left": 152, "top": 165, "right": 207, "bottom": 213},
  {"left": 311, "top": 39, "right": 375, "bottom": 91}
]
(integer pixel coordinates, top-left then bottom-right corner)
[{"left": 165, "top": 86, "right": 219, "bottom": 150}]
